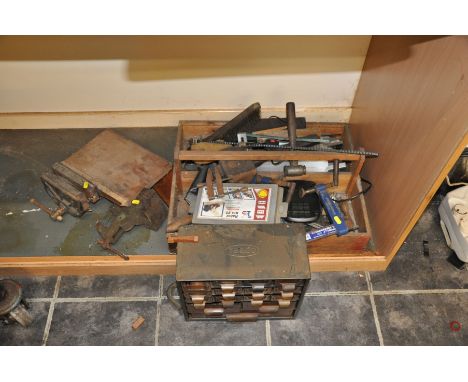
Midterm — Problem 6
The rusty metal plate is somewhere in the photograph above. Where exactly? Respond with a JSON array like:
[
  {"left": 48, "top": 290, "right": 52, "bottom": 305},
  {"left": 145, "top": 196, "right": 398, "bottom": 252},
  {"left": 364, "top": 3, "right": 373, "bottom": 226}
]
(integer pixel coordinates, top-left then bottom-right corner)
[
  {"left": 62, "top": 130, "right": 172, "bottom": 206},
  {"left": 176, "top": 224, "right": 310, "bottom": 281}
]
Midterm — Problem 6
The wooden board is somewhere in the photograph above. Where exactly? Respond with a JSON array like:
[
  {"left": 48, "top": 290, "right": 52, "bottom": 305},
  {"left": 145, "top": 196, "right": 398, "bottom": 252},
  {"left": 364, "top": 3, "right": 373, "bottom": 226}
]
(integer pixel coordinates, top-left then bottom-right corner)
[
  {"left": 350, "top": 36, "right": 468, "bottom": 264},
  {"left": 178, "top": 150, "right": 361, "bottom": 162},
  {"left": 0, "top": 253, "right": 387, "bottom": 276},
  {"left": 153, "top": 169, "right": 173, "bottom": 205},
  {"left": 0, "top": 255, "right": 177, "bottom": 276},
  {"left": 62, "top": 130, "right": 172, "bottom": 206},
  {"left": 0, "top": 108, "right": 352, "bottom": 130}
]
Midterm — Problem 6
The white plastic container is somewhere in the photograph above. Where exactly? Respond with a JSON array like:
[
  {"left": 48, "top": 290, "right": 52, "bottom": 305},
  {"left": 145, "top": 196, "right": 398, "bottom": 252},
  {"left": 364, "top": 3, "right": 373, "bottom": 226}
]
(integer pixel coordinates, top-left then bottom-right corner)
[{"left": 439, "top": 185, "right": 468, "bottom": 262}]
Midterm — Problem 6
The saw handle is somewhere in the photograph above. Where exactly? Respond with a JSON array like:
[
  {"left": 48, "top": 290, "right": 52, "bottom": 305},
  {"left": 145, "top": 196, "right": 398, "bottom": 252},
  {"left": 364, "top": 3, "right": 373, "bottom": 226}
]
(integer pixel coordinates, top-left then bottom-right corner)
[{"left": 286, "top": 102, "right": 297, "bottom": 150}]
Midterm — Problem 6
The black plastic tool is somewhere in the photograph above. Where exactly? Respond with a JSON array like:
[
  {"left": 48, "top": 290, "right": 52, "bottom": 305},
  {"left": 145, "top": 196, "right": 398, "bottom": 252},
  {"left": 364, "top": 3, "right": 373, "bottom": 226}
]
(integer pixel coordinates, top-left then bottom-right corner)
[{"left": 286, "top": 181, "right": 321, "bottom": 223}]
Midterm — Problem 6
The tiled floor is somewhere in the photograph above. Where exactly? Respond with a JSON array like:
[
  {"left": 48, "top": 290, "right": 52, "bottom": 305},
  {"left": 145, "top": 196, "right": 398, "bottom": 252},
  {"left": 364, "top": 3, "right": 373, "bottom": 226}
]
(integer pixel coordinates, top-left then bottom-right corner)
[{"left": 2, "top": 201, "right": 468, "bottom": 346}]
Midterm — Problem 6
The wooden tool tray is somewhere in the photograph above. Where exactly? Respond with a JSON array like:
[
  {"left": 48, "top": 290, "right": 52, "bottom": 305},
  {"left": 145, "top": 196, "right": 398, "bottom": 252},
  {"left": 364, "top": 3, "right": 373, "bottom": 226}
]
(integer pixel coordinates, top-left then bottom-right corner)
[{"left": 168, "top": 120, "right": 375, "bottom": 265}]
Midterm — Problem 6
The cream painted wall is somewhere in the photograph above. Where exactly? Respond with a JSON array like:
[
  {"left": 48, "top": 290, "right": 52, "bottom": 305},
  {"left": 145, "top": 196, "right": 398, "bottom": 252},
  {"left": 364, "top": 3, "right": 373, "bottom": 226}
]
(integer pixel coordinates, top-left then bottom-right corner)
[{"left": 0, "top": 36, "right": 370, "bottom": 121}]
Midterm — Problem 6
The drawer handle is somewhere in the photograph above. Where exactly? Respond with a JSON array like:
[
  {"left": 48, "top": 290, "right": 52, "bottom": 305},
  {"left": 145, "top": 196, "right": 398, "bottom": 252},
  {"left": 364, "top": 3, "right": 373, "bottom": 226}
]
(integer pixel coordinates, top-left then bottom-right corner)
[
  {"left": 204, "top": 307, "right": 225, "bottom": 316},
  {"left": 185, "top": 284, "right": 208, "bottom": 292},
  {"left": 226, "top": 313, "right": 259, "bottom": 322},
  {"left": 251, "top": 283, "right": 265, "bottom": 292},
  {"left": 222, "top": 292, "right": 236, "bottom": 300},
  {"left": 281, "top": 291, "right": 294, "bottom": 300},
  {"left": 190, "top": 295, "right": 205, "bottom": 304},
  {"left": 278, "top": 299, "right": 291, "bottom": 308},
  {"left": 222, "top": 300, "right": 235, "bottom": 308},
  {"left": 191, "top": 294, "right": 206, "bottom": 309},
  {"left": 188, "top": 282, "right": 205, "bottom": 288},
  {"left": 259, "top": 305, "right": 279, "bottom": 313},
  {"left": 185, "top": 288, "right": 207, "bottom": 293},
  {"left": 280, "top": 282, "right": 296, "bottom": 292},
  {"left": 251, "top": 299, "right": 264, "bottom": 307},
  {"left": 221, "top": 283, "right": 235, "bottom": 291}
]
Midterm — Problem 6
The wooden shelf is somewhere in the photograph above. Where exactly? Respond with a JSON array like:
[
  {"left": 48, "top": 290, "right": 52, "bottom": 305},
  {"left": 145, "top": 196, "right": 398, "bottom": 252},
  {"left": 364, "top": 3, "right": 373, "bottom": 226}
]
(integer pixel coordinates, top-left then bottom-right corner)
[{"left": 1, "top": 36, "right": 467, "bottom": 276}]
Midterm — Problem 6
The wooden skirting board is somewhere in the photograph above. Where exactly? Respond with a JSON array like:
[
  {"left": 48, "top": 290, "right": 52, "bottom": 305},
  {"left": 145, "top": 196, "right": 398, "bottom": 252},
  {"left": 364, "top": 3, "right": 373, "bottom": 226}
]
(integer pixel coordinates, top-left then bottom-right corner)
[{"left": 0, "top": 107, "right": 352, "bottom": 130}]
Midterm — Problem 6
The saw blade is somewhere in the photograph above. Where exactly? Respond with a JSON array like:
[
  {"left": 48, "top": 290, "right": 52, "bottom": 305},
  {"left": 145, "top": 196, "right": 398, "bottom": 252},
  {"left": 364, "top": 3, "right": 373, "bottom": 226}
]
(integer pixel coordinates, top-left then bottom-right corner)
[{"left": 203, "top": 140, "right": 379, "bottom": 158}]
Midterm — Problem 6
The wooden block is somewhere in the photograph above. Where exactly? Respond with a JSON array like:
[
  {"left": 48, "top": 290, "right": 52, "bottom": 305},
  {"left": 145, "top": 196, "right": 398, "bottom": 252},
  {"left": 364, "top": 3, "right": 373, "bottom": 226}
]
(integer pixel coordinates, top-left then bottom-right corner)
[
  {"left": 132, "top": 316, "right": 145, "bottom": 330},
  {"left": 166, "top": 235, "right": 199, "bottom": 244},
  {"left": 153, "top": 169, "right": 173, "bottom": 206}
]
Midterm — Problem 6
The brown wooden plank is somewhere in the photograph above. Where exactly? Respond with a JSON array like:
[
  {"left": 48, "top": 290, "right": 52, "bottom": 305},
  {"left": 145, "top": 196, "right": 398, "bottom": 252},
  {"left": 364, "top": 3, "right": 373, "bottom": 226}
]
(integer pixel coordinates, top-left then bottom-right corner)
[
  {"left": 0, "top": 253, "right": 387, "bottom": 276},
  {"left": 0, "top": 255, "right": 177, "bottom": 276},
  {"left": 309, "top": 254, "right": 387, "bottom": 272},
  {"left": 350, "top": 36, "right": 468, "bottom": 262},
  {"left": 181, "top": 121, "right": 345, "bottom": 136},
  {"left": 307, "top": 234, "right": 370, "bottom": 253},
  {"left": 179, "top": 173, "right": 359, "bottom": 206},
  {"left": 254, "top": 122, "right": 345, "bottom": 138},
  {"left": 180, "top": 170, "right": 353, "bottom": 195},
  {"left": 346, "top": 154, "right": 365, "bottom": 194},
  {"left": 179, "top": 150, "right": 360, "bottom": 162},
  {"left": 168, "top": 124, "right": 184, "bottom": 226},
  {"left": 181, "top": 121, "right": 345, "bottom": 144},
  {"left": 153, "top": 169, "right": 173, "bottom": 205},
  {"left": 257, "top": 171, "right": 352, "bottom": 194}
]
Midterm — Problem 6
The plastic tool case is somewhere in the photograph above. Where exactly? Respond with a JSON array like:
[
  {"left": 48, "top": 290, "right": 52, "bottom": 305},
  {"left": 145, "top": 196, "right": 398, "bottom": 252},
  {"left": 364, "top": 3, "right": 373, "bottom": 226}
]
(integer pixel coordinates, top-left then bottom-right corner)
[{"left": 176, "top": 224, "right": 311, "bottom": 321}]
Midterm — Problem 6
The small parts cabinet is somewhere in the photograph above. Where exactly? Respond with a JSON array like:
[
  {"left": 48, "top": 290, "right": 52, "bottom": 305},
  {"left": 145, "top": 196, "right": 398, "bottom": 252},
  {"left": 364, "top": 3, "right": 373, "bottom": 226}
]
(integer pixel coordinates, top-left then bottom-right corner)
[{"left": 175, "top": 224, "right": 310, "bottom": 321}]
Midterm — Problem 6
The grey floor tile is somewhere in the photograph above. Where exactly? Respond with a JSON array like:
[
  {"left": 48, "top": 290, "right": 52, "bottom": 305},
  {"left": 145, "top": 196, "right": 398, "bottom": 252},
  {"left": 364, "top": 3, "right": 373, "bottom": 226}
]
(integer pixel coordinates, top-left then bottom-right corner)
[
  {"left": 47, "top": 301, "right": 157, "bottom": 345},
  {"left": 370, "top": 241, "right": 468, "bottom": 291},
  {"left": 162, "top": 275, "right": 177, "bottom": 297},
  {"left": 0, "top": 302, "right": 50, "bottom": 345},
  {"left": 0, "top": 276, "right": 58, "bottom": 299},
  {"left": 375, "top": 294, "right": 468, "bottom": 345},
  {"left": 59, "top": 275, "right": 159, "bottom": 298},
  {"left": 405, "top": 202, "right": 446, "bottom": 243},
  {"left": 270, "top": 295, "right": 379, "bottom": 345},
  {"left": 158, "top": 300, "right": 266, "bottom": 345},
  {"left": 307, "top": 271, "right": 367, "bottom": 292}
]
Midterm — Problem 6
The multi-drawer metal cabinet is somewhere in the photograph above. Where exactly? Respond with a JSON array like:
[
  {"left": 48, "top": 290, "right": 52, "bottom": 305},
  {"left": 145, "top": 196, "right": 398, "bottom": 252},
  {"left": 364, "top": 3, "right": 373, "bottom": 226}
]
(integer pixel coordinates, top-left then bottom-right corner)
[
  {"left": 179, "top": 279, "right": 308, "bottom": 321},
  {"left": 176, "top": 224, "right": 311, "bottom": 321}
]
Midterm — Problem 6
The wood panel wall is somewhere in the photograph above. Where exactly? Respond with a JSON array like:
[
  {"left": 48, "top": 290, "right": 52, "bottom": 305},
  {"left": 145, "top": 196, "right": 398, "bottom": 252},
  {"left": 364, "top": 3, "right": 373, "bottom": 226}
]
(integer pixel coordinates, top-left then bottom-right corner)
[{"left": 350, "top": 36, "right": 468, "bottom": 264}]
